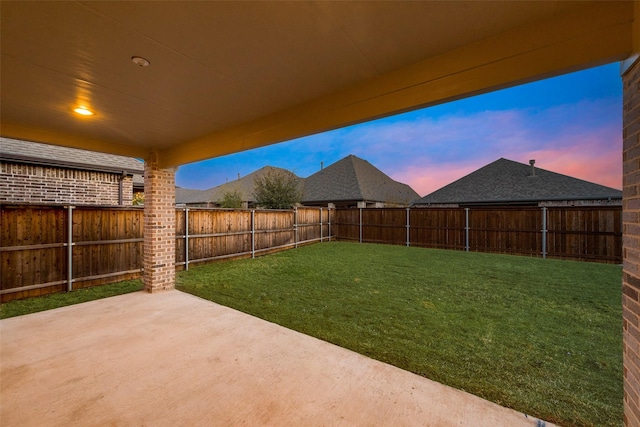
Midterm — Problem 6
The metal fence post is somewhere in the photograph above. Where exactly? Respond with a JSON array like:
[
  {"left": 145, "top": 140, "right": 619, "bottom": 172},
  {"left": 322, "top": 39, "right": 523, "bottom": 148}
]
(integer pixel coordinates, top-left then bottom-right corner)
[
  {"left": 542, "top": 207, "right": 547, "bottom": 259},
  {"left": 320, "top": 208, "right": 323, "bottom": 242},
  {"left": 465, "top": 208, "right": 470, "bottom": 252},
  {"left": 185, "top": 208, "right": 189, "bottom": 271},
  {"left": 67, "top": 205, "right": 75, "bottom": 291},
  {"left": 328, "top": 208, "right": 332, "bottom": 240},
  {"left": 359, "top": 207, "right": 363, "bottom": 243},
  {"left": 294, "top": 207, "right": 298, "bottom": 248},
  {"left": 251, "top": 209, "right": 255, "bottom": 258},
  {"left": 406, "top": 208, "right": 410, "bottom": 247}
]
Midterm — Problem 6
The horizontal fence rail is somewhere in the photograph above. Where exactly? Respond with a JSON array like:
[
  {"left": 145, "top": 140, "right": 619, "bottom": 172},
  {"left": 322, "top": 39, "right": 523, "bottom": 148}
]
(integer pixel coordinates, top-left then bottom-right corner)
[
  {"left": 332, "top": 206, "right": 622, "bottom": 264},
  {"left": 1, "top": 204, "right": 333, "bottom": 302}
]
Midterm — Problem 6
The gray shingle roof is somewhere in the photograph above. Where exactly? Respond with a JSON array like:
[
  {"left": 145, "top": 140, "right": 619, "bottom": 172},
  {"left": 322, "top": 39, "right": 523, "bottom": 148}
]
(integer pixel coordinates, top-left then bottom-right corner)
[
  {"left": 176, "top": 166, "right": 301, "bottom": 205},
  {"left": 175, "top": 187, "right": 209, "bottom": 204},
  {"left": 1, "top": 137, "right": 144, "bottom": 174},
  {"left": 413, "top": 158, "right": 622, "bottom": 206},
  {"left": 303, "top": 155, "right": 419, "bottom": 205}
]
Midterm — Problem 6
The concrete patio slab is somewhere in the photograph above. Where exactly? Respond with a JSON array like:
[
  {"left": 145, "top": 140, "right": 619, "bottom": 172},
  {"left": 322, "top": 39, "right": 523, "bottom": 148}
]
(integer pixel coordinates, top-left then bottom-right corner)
[{"left": 1, "top": 290, "right": 553, "bottom": 426}]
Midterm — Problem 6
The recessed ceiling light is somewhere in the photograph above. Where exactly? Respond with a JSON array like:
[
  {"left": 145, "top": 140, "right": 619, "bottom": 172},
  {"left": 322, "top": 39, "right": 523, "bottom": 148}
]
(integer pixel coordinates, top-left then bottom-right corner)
[
  {"left": 131, "top": 56, "right": 150, "bottom": 67},
  {"left": 74, "top": 107, "right": 94, "bottom": 116}
]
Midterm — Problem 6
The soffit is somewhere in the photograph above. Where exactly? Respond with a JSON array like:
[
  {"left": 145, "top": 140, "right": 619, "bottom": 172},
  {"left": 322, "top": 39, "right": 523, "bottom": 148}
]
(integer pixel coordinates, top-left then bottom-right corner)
[{"left": 0, "top": 1, "right": 635, "bottom": 166}]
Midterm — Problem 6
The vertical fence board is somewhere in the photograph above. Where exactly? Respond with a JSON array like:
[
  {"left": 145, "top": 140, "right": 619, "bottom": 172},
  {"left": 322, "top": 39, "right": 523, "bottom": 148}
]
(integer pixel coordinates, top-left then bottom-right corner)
[
  {"left": 408, "top": 208, "right": 466, "bottom": 250},
  {"left": 67, "top": 207, "right": 144, "bottom": 290},
  {"left": 360, "top": 209, "right": 406, "bottom": 246},
  {"left": 546, "top": 207, "right": 622, "bottom": 262},
  {"left": 461, "top": 208, "right": 541, "bottom": 256},
  {"left": 175, "top": 210, "right": 185, "bottom": 268},
  {"left": 253, "top": 210, "right": 294, "bottom": 252},
  {"left": 333, "top": 209, "right": 360, "bottom": 242},
  {"left": 1, "top": 205, "right": 67, "bottom": 301}
]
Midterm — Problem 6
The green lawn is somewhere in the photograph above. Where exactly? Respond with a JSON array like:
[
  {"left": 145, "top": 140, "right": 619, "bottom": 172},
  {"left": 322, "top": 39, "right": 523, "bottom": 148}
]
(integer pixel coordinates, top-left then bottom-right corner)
[
  {"left": 176, "top": 241, "right": 622, "bottom": 427},
  {"left": 0, "top": 280, "right": 143, "bottom": 319},
  {"left": 0, "top": 242, "right": 621, "bottom": 426}
]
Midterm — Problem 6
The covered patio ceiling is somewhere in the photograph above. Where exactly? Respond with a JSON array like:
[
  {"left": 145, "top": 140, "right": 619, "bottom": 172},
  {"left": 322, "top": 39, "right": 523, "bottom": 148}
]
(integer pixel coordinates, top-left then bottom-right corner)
[{"left": 0, "top": 1, "right": 636, "bottom": 169}]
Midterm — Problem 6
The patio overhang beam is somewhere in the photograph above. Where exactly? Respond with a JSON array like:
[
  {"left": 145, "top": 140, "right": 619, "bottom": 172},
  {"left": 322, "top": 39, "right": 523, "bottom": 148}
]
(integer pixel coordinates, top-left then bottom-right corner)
[{"left": 158, "top": 1, "right": 634, "bottom": 169}]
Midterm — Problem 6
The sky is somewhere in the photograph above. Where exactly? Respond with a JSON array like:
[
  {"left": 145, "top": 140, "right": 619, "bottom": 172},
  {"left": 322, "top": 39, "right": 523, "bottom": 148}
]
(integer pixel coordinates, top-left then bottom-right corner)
[{"left": 176, "top": 62, "right": 622, "bottom": 197}]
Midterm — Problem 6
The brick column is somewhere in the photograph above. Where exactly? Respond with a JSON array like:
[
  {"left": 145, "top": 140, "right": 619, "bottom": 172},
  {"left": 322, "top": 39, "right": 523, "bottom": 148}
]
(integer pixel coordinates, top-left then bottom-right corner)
[
  {"left": 143, "top": 152, "right": 176, "bottom": 292},
  {"left": 623, "top": 56, "right": 640, "bottom": 427}
]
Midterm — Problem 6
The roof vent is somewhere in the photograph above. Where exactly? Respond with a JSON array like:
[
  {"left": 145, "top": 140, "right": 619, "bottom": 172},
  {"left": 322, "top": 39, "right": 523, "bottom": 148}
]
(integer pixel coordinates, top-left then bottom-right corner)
[{"left": 529, "top": 159, "right": 536, "bottom": 177}]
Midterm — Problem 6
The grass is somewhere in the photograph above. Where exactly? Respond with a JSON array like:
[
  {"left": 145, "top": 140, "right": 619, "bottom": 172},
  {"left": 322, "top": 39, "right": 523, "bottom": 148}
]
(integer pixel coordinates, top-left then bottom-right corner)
[
  {"left": 0, "top": 280, "right": 143, "bottom": 319},
  {"left": 176, "top": 241, "right": 622, "bottom": 427},
  {"left": 0, "top": 242, "right": 621, "bottom": 426}
]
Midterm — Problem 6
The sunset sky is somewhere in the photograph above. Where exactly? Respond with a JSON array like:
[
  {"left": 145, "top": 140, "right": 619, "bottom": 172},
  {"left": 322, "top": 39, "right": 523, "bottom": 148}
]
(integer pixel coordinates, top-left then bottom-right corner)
[{"left": 176, "top": 62, "right": 622, "bottom": 197}]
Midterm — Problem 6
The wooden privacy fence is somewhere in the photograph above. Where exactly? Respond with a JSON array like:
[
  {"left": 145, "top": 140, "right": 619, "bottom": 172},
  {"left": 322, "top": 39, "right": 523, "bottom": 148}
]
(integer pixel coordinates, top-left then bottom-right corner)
[
  {"left": 1, "top": 205, "right": 144, "bottom": 302},
  {"left": 333, "top": 206, "right": 622, "bottom": 264},
  {"left": 0, "top": 205, "right": 333, "bottom": 301},
  {"left": 1, "top": 204, "right": 621, "bottom": 302},
  {"left": 174, "top": 207, "right": 333, "bottom": 270}
]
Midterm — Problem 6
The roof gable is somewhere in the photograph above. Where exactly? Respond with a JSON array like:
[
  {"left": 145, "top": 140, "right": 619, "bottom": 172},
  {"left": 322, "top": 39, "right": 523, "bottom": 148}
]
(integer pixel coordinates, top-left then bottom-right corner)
[
  {"left": 303, "top": 155, "right": 419, "bottom": 204},
  {"left": 414, "top": 158, "right": 622, "bottom": 205}
]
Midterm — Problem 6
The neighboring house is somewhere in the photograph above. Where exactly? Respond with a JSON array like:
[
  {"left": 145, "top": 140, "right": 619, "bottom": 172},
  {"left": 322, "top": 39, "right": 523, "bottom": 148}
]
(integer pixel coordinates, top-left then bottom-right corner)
[
  {"left": 177, "top": 155, "right": 419, "bottom": 209},
  {"left": 176, "top": 166, "right": 302, "bottom": 208},
  {"left": 175, "top": 187, "right": 210, "bottom": 207},
  {"left": 302, "top": 155, "right": 420, "bottom": 208},
  {"left": 412, "top": 158, "right": 622, "bottom": 208},
  {"left": 0, "top": 137, "right": 144, "bottom": 206}
]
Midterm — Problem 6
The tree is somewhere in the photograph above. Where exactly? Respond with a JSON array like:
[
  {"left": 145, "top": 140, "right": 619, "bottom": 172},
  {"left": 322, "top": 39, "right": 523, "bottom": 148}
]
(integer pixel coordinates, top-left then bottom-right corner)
[
  {"left": 132, "top": 192, "right": 145, "bottom": 206},
  {"left": 219, "top": 190, "right": 243, "bottom": 208},
  {"left": 253, "top": 169, "right": 302, "bottom": 209}
]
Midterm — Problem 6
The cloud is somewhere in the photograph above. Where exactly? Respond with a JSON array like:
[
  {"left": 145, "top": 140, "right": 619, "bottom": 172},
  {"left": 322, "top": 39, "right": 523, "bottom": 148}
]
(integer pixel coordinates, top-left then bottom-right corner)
[
  {"left": 329, "top": 97, "right": 622, "bottom": 195},
  {"left": 176, "top": 91, "right": 621, "bottom": 196}
]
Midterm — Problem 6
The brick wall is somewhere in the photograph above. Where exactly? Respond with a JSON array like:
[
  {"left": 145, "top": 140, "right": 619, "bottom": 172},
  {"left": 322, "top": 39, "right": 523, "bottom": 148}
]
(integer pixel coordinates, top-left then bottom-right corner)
[
  {"left": 143, "top": 154, "right": 176, "bottom": 292},
  {"left": 0, "top": 162, "right": 133, "bottom": 206},
  {"left": 419, "top": 200, "right": 622, "bottom": 208},
  {"left": 538, "top": 199, "right": 622, "bottom": 207},
  {"left": 623, "top": 57, "right": 640, "bottom": 427}
]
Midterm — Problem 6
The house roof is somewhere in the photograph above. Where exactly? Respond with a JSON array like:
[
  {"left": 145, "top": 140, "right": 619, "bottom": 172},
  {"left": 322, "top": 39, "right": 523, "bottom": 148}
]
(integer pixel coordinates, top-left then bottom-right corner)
[
  {"left": 176, "top": 166, "right": 301, "bottom": 205},
  {"left": 303, "top": 155, "right": 419, "bottom": 205},
  {"left": 413, "top": 158, "right": 622, "bottom": 206},
  {"left": 0, "top": 137, "right": 144, "bottom": 176},
  {"left": 175, "top": 187, "right": 209, "bottom": 205}
]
